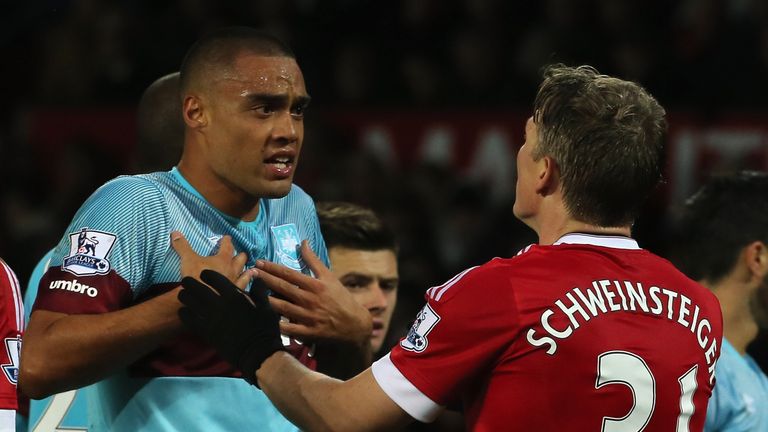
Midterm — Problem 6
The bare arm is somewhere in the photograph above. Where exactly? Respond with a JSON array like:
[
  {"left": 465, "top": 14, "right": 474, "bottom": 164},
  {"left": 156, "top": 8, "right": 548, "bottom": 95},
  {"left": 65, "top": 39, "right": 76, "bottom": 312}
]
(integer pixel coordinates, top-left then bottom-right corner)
[
  {"left": 20, "top": 291, "right": 182, "bottom": 398},
  {"left": 258, "top": 352, "right": 413, "bottom": 432},
  {"left": 19, "top": 233, "right": 249, "bottom": 398},
  {"left": 252, "top": 251, "right": 411, "bottom": 429}
]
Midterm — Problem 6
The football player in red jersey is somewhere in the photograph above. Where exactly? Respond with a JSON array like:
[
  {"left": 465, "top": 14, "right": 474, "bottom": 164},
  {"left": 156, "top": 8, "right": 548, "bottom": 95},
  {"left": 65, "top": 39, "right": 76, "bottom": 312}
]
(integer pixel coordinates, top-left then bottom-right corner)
[
  {"left": 177, "top": 65, "right": 724, "bottom": 431},
  {"left": 0, "top": 259, "right": 23, "bottom": 432}
]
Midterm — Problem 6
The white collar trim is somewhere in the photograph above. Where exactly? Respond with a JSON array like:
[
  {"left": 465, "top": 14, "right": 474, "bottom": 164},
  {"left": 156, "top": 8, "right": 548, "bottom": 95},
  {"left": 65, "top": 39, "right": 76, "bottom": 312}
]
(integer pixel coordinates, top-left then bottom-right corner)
[{"left": 553, "top": 233, "right": 640, "bottom": 250}]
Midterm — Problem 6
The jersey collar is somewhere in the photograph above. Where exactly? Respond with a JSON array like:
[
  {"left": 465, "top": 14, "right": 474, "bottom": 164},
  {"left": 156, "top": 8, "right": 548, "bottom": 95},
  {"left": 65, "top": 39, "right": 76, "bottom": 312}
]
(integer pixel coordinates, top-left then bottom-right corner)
[
  {"left": 553, "top": 233, "right": 640, "bottom": 250},
  {"left": 169, "top": 167, "right": 265, "bottom": 228}
]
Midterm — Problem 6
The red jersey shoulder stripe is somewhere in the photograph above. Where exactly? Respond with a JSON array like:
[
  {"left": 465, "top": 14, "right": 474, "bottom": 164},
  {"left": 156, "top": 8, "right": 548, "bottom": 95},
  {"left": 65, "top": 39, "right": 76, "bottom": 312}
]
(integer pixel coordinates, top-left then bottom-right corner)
[
  {"left": 427, "top": 266, "right": 479, "bottom": 301},
  {"left": 516, "top": 244, "right": 536, "bottom": 256}
]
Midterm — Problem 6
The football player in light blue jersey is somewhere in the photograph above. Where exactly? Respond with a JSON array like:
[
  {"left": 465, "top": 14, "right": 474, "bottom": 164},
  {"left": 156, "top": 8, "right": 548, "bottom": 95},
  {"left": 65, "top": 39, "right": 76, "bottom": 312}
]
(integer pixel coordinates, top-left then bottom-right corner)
[
  {"left": 673, "top": 171, "right": 768, "bottom": 432},
  {"left": 19, "top": 27, "right": 371, "bottom": 432},
  {"left": 18, "top": 70, "right": 183, "bottom": 432}
]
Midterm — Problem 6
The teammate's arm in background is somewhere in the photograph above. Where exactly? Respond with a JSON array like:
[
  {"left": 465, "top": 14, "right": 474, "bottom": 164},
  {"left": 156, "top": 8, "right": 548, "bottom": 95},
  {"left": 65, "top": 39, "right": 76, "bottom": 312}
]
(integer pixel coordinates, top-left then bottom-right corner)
[
  {"left": 19, "top": 233, "right": 247, "bottom": 398},
  {"left": 0, "top": 259, "right": 24, "bottom": 432}
]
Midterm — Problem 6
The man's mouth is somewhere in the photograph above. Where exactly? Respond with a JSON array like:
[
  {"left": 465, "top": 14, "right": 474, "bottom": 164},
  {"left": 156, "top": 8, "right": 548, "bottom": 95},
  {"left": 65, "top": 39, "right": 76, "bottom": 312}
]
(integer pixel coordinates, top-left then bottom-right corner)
[
  {"left": 265, "top": 156, "right": 292, "bottom": 169},
  {"left": 372, "top": 320, "right": 384, "bottom": 330},
  {"left": 264, "top": 154, "right": 295, "bottom": 178}
]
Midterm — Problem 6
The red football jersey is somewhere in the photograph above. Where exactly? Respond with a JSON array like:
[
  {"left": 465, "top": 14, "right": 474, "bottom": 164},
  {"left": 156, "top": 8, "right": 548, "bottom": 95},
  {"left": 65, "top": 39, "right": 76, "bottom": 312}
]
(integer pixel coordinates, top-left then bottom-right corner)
[
  {"left": 372, "top": 234, "right": 723, "bottom": 432},
  {"left": 0, "top": 259, "right": 23, "bottom": 410}
]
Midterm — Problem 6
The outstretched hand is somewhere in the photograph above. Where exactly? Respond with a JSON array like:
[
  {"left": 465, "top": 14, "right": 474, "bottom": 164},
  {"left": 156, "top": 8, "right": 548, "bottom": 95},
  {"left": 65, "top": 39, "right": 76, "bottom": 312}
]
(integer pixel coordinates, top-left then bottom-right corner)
[
  {"left": 255, "top": 241, "right": 373, "bottom": 346},
  {"left": 178, "top": 269, "right": 284, "bottom": 386}
]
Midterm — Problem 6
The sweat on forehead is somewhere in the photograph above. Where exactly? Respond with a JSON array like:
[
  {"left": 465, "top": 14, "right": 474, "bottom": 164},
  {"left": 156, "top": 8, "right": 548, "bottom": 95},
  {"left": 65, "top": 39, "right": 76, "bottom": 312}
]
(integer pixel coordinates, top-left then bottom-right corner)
[{"left": 179, "top": 27, "right": 295, "bottom": 93}]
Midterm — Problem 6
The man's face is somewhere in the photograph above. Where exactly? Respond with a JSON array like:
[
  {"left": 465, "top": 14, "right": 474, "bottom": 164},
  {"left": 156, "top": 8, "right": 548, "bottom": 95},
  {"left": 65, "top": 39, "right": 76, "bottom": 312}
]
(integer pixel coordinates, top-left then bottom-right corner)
[
  {"left": 202, "top": 53, "right": 309, "bottom": 199},
  {"left": 513, "top": 116, "right": 541, "bottom": 224},
  {"left": 328, "top": 247, "right": 399, "bottom": 353}
]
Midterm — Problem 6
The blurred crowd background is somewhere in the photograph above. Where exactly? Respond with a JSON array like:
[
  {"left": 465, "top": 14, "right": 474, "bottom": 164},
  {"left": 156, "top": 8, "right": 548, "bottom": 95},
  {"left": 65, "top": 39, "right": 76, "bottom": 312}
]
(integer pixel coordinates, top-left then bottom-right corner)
[{"left": 2, "top": 0, "right": 768, "bottom": 351}]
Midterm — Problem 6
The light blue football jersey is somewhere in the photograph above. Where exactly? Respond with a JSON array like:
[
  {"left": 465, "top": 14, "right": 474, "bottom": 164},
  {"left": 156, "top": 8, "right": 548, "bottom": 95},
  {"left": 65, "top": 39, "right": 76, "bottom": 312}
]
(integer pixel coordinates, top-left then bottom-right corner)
[
  {"left": 33, "top": 168, "right": 329, "bottom": 432},
  {"left": 705, "top": 338, "right": 768, "bottom": 432}
]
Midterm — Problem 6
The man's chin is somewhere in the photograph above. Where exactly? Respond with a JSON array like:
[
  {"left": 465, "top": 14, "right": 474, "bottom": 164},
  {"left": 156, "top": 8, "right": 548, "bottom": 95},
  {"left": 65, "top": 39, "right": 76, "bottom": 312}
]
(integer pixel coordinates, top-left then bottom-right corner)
[
  {"left": 371, "top": 335, "right": 386, "bottom": 354},
  {"left": 256, "top": 181, "right": 293, "bottom": 199}
]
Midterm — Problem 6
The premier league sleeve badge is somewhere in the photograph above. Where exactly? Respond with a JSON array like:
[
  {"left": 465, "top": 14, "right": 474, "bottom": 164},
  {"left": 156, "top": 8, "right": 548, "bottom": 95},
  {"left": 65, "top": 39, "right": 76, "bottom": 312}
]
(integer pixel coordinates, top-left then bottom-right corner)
[{"left": 62, "top": 227, "right": 118, "bottom": 276}]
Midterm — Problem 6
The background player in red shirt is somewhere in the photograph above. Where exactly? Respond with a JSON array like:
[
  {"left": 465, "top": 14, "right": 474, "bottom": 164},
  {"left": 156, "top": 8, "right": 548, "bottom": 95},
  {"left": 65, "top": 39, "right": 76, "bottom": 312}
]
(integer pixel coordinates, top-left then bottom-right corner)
[
  {"left": 0, "top": 259, "right": 23, "bottom": 432},
  {"left": 176, "top": 64, "right": 724, "bottom": 431}
]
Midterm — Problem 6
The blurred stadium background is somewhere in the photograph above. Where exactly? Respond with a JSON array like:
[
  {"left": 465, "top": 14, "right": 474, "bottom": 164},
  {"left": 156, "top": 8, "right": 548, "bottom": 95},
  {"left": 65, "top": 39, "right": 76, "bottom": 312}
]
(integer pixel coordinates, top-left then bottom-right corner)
[{"left": 2, "top": 0, "right": 768, "bottom": 350}]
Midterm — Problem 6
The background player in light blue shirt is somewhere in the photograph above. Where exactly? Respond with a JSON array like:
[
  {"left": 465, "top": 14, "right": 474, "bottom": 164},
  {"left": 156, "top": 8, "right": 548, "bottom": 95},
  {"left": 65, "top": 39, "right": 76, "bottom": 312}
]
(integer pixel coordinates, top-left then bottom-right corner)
[
  {"left": 672, "top": 171, "right": 768, "bottom": 432},
  {"left": 19, "top": 27, "right": 371, "bottom": 431}
]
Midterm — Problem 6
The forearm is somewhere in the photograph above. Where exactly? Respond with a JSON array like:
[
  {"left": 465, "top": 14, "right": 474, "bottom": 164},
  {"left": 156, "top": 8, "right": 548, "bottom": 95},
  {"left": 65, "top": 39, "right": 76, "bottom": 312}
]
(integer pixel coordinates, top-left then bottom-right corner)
[
  {"left": 20, "top": 288, "right": 183, "bottom": 398},
  {"left": 258, "top": 352, "right": 411, "bottom": 432},
  {"left": 259, "top": 352, "right": 358, "bottom": 432}
]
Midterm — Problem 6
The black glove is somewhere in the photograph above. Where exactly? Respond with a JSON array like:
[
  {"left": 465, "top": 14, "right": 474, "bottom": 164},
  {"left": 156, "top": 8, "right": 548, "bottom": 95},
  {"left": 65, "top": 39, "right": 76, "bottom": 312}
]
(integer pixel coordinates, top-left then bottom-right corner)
[{"left": 178, "top": 269, "right": 285, "bottom": 386}]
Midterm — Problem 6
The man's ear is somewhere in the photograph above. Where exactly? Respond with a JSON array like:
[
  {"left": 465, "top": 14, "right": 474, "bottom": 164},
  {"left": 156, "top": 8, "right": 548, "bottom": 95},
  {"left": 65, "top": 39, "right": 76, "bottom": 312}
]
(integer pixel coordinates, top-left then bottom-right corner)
[
  {"left": 744, "top": 241, "right": 768, "bottom": 281},
  {"left": 534, "top": 155, "right": 559, "bottom": 196},
  {"left": 183, "top": 95, "right": 207, "bottom": 129}
]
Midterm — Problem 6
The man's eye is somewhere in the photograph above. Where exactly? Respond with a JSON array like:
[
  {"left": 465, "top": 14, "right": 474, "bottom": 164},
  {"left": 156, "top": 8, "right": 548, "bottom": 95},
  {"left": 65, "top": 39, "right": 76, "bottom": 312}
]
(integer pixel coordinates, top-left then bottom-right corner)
[
  {"left": 254, "top": 106, "right": 274, "bottom": 115},
  {"left": 381, "top": 282, "right": 399, "bottom": 292},
  {"left": 291, "top": 105, "right": 306, "bottom": 118},
  {"left": 341, "top": 278, "right": 368, "bottom": 290}
]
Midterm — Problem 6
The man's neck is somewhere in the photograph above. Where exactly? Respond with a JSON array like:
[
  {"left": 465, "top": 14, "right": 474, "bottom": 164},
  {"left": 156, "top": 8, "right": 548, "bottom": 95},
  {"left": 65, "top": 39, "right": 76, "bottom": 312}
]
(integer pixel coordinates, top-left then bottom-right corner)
[
  {"left": 708, "top": 281, "right": 758, "bottom": 355},
  {"left": 176, "top": 160, "right": 260, "bottom": 222},
  {"left": 524, "top": 199, "right": 632, "bottom": 245},
  {"left": 536, "top": 219, "right": 632, "bottom": 245}
]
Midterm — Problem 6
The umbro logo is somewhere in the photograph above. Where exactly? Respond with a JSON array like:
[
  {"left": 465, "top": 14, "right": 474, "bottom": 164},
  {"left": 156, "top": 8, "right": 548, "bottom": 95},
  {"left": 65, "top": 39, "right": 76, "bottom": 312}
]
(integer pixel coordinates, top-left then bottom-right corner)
[{"left": 49, "top": 279, "right": 99, "bottom": 298}]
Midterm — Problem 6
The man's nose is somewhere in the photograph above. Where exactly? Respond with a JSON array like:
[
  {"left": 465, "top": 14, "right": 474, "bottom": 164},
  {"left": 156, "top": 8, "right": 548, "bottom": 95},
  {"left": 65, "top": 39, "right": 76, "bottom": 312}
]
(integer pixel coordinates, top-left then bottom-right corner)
[
  {"left": 367, "top": 283, "right": 389, "bottom": 313},
  {"left": 272, "top": 111, "right": 298, "bottom": 143}
]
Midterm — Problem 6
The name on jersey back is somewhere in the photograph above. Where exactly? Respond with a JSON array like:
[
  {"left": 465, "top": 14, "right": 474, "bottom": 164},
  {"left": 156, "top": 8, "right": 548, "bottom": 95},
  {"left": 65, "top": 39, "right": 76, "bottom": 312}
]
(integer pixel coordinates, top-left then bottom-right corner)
[{"left": 525, "top": 278, "right": 719, "bottom": 383}]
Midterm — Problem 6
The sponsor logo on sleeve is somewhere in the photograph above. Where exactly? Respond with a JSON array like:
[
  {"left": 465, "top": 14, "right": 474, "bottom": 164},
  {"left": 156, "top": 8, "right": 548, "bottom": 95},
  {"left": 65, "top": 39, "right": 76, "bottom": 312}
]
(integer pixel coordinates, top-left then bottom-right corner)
[
  {"left": 62, "top": 228, "right": 117, "bottom": 276},
  {"left": 48, "top": 279, "right": 99, "bottom": 297},
  {"left": 270, "top": 224, "right": 307, "bottom": 272},
  {"left": 401, "top": 304, "right": 441, "bottom": 353}
]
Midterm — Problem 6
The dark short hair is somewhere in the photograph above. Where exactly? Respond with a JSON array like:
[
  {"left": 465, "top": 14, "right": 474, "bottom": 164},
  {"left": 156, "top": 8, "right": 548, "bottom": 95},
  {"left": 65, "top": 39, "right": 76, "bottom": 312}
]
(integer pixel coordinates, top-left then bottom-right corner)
[
  {"left": 673, "top": 171, "right": 768, "bottom": 283},
  {"left": 316, "top": 202, "right": 398, "bottom": 253},
  {"left": 135, "top": 72, "right": 184, "bottom": 172},
  {"left": 533, "top": 64, "right": 667, "bottom": 227},
  {"left": 180, "top": 26, "right": 295, "bottom": 93}
]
